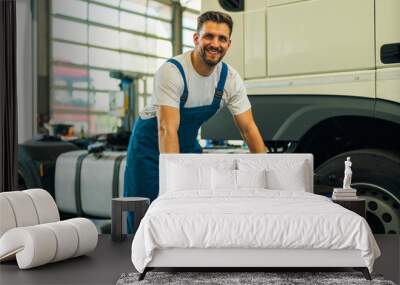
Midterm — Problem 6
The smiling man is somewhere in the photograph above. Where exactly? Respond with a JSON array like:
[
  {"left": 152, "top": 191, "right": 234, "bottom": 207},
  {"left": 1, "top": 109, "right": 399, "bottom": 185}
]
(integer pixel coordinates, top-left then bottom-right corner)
[{"left": 123, "top": 11, "right": 267, "bottom": 228}]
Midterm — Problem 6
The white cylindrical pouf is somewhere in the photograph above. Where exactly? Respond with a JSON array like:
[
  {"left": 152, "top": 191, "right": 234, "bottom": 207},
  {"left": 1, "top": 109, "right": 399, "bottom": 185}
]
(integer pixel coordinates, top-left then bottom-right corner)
[
  {"left": 0, "top": 196, "right": 17, "bottom": 237},
  {"left": 24, "top": 189, "right": 60, "bottom": 223},
  {"left": 1, "top": 192, "right": 39, "bottom": 227},
  {"left": 66, "top": 218, "right": 98, "bottom": 257},
  {"left": 42, "top": 221, "right": 79, "bottom": 262},
  {"left": 0, "top": 226, "right": 57, "bottom": 269}
]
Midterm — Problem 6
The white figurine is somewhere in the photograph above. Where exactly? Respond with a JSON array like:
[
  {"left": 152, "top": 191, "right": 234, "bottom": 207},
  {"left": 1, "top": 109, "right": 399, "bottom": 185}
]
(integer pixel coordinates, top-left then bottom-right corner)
[{"left": 343, "top": 157, "right": 353, "bottom": 189}]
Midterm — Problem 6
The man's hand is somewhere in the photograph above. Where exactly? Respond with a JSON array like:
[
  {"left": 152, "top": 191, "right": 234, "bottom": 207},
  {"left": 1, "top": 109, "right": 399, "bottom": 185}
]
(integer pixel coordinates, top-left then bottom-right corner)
[
  {"left": 157, "top": 106, "right": 180, "bottom": 153},
  {"left": 234, "top": 109, "right": 269, "bottom": 153}
]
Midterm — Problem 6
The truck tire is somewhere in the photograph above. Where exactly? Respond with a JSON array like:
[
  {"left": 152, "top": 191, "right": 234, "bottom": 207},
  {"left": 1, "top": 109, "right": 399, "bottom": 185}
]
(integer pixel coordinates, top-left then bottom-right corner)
[
  {"left": 17, "top": 140, "right": 79, "bottom": 196},
  {"left": 17, "top": 156, "right": 42, "bottom": 190},
  {"left": 315, "top": 149, "right": 400, "bottom": 234}
]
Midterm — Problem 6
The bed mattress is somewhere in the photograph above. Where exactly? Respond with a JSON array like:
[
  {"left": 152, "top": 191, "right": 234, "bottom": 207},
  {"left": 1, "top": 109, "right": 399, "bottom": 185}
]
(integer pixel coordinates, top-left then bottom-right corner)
[{"left": 131, "top": 190, "right": 380, "bottom": 273}]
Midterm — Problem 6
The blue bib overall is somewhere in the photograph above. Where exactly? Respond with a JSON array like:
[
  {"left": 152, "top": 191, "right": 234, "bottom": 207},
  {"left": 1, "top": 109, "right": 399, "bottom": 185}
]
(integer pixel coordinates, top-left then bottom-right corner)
[{"left": 123, "top": 59, "right": 228, "bottom": 232}]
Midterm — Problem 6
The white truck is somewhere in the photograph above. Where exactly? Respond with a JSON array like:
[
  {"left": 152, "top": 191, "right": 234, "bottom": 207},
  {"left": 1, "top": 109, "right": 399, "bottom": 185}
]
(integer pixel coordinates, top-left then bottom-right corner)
[{"left": 201, "top": 0, "right": 400, "bottom": 234}]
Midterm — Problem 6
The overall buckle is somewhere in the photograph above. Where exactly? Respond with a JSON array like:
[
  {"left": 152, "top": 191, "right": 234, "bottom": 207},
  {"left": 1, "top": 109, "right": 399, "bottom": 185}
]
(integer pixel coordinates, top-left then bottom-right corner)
[{"left": 214, "top": 89, "right": 223, "bottom": 98}]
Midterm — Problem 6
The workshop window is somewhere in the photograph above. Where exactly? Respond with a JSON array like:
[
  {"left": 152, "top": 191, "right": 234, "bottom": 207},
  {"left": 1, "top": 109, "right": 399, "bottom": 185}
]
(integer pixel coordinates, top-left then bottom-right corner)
[
  {"left": 50, "top": 0, "right": 200, "bottom": 136},
  {"left": 181, "top": 1, "right": 200, "bottom": 52}
]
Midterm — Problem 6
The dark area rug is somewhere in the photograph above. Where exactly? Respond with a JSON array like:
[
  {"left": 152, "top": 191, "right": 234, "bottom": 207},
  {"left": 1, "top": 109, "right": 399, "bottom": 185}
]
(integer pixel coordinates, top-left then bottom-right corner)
[{"left": 116, "top": 271, "right": 396, "bottom": 285}]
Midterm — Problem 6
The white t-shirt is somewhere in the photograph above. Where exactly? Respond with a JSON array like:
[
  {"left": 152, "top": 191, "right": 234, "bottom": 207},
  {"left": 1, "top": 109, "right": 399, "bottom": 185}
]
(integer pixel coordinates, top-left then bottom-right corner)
[{"left": 140, "top": 51, "right": 251, "bottom": 119}]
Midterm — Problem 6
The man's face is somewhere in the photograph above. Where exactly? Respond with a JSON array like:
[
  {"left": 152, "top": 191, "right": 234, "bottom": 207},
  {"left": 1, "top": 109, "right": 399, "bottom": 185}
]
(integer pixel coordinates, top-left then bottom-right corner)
[{"left": 193, "top": 21, "right": 231, "bottom": 67}]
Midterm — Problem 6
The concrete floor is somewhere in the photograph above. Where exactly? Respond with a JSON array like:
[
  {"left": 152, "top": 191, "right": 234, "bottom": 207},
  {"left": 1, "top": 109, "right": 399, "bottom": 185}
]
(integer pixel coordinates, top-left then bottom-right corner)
[
  {"left": 0, "top": 235, "right": 398, "bottom": 285},
  {"left": 374, "top": 234, "right": 400, "bottom": 284}
]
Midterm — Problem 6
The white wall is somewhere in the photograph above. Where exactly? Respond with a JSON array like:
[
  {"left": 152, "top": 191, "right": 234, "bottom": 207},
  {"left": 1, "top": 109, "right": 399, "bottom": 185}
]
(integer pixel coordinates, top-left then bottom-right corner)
[{"left": 16, "top": 0, "right": 34, "bottom": 143}]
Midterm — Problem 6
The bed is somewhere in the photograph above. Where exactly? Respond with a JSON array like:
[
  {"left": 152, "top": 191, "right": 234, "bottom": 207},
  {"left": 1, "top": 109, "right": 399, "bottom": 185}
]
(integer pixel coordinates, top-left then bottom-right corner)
[{"left": 131, "top": 154, "right": 380, "bottom": 280}]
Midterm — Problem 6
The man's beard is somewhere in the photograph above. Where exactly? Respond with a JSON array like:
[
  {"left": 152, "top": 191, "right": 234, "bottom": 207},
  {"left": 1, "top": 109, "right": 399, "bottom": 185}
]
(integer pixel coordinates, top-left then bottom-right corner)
[{"left": 199, "top": 46, "right": 225, "bottom": 67}]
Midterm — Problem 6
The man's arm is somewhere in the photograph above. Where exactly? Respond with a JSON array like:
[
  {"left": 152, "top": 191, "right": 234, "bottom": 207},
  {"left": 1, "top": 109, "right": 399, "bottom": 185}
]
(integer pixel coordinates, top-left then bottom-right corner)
[
  {"left": 157, "top": 105, "right": 180, "bottom": 153},
  {"left": 234, "top": 109, "right": 269, "bottom": 153}
]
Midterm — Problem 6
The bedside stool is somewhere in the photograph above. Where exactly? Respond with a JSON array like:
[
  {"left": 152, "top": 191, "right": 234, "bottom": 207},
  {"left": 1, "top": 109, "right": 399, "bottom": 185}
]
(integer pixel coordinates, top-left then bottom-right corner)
[
  {"left": 332, "top": 198, "right": 366, "bottom": 218},
  {"left": 111, "top": 197, "right": 150, "bottom": 242}
]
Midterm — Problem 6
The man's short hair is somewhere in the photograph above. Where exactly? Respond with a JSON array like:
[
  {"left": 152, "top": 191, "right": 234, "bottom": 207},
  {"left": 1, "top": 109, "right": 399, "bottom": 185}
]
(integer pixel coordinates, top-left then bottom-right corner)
[{"left": 197, "top": 11, "right": 233, "bottom": 36}]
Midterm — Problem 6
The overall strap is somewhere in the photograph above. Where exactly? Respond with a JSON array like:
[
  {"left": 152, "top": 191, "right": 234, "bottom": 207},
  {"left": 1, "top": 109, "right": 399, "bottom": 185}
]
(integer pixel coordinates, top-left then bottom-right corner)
[
  {"left": 167, "top": 58, "right": 188, "bottom": 108},
  {"left": 214, "top": 62, "right": 228, "bottom": 103}
]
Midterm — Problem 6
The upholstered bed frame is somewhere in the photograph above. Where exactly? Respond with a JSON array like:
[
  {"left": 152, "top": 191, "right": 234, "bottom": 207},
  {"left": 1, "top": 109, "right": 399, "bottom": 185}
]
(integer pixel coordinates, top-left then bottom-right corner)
[{"left": 139, "top": 154, "right": 371, "bottom": 280}]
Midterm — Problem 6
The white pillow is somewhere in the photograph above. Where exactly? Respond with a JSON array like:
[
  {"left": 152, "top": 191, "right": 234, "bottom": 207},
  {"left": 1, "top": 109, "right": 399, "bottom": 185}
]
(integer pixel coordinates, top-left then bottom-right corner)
[
  {"left": 237, "top": 159, "right": 308, "bottom": 191},
  {"left": 265, "top": 162, "right": 307, "bottom": 191},
  {"left": 167, "top": 163, "right": 212, "bottom": 191},
  {"left": 211, "top": 169, "right": 268, "bottom": 190},
  {"left": 212, "top": 168, "right": 237, "bottom": 190},
  {"left": 236, "top": 169, "right": 267, "bottom": 189}
]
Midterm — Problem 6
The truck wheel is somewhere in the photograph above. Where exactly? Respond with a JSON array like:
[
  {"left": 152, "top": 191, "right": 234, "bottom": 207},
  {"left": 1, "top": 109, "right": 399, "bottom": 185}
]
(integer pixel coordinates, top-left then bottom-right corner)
[
  {"left": 17, "top": 159, "right": 42, "bottom": 190},
  {"left": 315, "top": 149, "right": 400, "bottom": 234}
]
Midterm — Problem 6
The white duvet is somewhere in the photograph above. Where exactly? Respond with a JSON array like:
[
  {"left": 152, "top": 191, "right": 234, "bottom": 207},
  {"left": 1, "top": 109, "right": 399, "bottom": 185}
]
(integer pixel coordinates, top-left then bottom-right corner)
[{"left": 131, "top": 190, "right": 380, "bottom": 273}]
